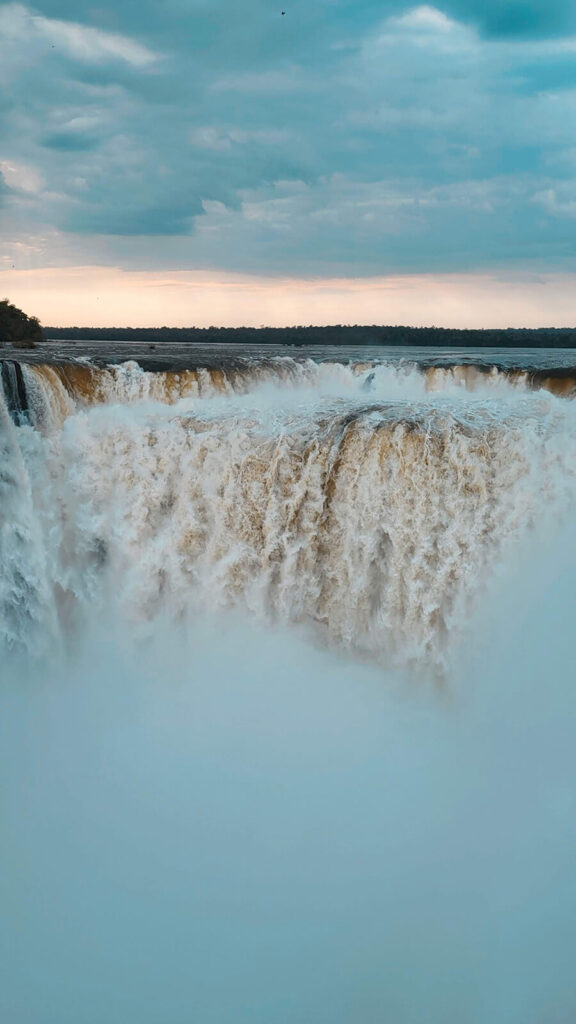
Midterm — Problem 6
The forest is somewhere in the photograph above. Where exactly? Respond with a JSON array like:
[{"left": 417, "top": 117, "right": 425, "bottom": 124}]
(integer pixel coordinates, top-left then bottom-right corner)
[
  {"left": 43, "top": 324, "right": 576, "bottom": 347},
  {"left": 0, "top": 300, "right": 44, "bottom": 347}
]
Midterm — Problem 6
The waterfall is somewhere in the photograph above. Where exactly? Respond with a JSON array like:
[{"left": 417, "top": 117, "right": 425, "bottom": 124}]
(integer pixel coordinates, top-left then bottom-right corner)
[{"left": 2, "top": 355, "right": 576, "bottom": 671}]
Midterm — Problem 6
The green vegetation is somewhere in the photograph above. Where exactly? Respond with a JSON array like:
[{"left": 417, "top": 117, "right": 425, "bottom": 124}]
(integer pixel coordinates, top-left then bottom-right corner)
[
  {"left": 44, "top": 324, "right": 576, "bottom": 348},
  {"left": 0, "top": 299, "right": 44, "bottom": 348}
]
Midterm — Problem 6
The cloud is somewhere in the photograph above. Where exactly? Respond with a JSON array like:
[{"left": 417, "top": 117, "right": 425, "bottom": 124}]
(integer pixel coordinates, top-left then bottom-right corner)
[
  {"left": 389, "top": 5, "right": 460, "bottom": 33},
  {"left": 41, "top": 131, "right": 99, "bottom": 151},
  {"left": 0, "top": 3, "right": 157, "bottom": 65},
  {"left": 448, "top": 0, "right": 576, "bottom": 38},
  {"left": 31, "top": 11, "right": 156, "bottom": 65},
  {"left": 1, "top": 0, "right": 576, "bottom": 278},
  {"left": 533, "top": 186, "right": 576, "bottom": 218},
  {"left": 0, "top": 159, "right": 44, "bottom": 193}
]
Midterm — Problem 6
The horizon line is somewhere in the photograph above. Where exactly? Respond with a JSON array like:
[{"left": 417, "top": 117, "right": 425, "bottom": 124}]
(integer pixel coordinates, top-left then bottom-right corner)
[{"left": 41, "top": 323, "right": 576, "bottom": 333}]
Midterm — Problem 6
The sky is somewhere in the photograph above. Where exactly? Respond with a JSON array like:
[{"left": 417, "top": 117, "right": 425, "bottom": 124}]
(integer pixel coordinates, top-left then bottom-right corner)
[{"left": 1, "top": 0, "right": 576, "bottom": 326}]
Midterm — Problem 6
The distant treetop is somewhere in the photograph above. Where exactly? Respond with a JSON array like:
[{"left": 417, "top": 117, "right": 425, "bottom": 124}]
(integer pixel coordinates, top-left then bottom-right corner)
[
  {"left": 0, "top": 299, "right": 44, "bottom": 348},
  {"left": 43, "top": 323, "right": 576, "bottom": 348}
]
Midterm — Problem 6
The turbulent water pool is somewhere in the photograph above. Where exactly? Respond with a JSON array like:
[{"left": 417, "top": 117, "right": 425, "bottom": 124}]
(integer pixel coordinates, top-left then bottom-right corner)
[{"left": 2, "top": 344, "right": 576, "bottom": 1023}]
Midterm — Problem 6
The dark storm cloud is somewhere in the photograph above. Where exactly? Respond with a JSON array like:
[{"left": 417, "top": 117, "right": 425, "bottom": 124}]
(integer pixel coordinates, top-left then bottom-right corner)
[
  {"left": 1, "top": 0, "right": 576, "bottom": 274},
  {"left": 41, "top": 131, "right": 99, "bottom": 151},
  {"left": 449, "top": 0, "right": 576, "bottom": 38}
]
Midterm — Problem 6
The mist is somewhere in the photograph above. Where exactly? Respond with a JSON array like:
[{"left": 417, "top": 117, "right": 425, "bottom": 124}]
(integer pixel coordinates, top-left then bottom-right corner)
[{"left": 2, "top": 540, "right": 576, "bottom": 1024}]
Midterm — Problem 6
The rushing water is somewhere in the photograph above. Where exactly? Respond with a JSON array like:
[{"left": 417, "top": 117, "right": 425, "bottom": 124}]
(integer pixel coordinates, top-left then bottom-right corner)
[{"left": 2, "top": 347, "right": 576, "bottom": 1023}]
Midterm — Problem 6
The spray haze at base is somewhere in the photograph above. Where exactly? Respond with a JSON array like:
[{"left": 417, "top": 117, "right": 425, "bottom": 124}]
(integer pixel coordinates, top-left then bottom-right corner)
[{"left": 2, "top": 349, "right": 576, "bottom": 1022}]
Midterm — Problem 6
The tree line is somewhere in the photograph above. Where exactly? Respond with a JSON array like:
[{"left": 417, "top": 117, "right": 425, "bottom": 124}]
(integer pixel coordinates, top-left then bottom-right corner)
[
  {"left": 44, "top": 324, "right": 576, "bottom": 347},
  {"left": 3, "top": 297, "right": 576, "bottom": 347}
]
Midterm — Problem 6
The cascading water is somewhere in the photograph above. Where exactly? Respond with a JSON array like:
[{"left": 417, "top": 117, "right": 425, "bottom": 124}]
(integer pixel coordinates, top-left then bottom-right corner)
[
  {"left": 2, "top": 354, "right": 576, "bottom": 670},
  {"left": 2, "top": 351, "right": 576, "bottom": 1024},
  {"left": 10, "top": 355, "right": 576, "bottom": 432}
]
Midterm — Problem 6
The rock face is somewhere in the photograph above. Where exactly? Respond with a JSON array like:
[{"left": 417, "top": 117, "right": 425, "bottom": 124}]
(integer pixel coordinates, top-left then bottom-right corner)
[{"left": 0, "top": 300, "right": 44, "bottom": 347}]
